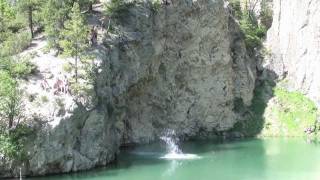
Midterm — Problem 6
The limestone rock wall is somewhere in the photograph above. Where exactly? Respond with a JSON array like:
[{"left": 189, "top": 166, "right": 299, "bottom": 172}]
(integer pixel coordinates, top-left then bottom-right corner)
[
  {"left": 109, "top": 0, "right": 256, "bottom": 144},
  {"left": 0, "top": 0, "right": 256, "bottom": 177},
  {"left": 265, "top": 0, "right": 320, "bottom": 105}
]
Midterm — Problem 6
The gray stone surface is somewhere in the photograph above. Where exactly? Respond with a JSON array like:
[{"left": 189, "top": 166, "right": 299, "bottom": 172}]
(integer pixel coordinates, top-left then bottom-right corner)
[
  {"left": 265, "top": 0, "right": 320, "bottom": 105},
  {"left": 103, "top": 0, "right": 256, "bottom": 144},
  {"left": 0, "top": 0, "right": 256, "bottom": 177}
]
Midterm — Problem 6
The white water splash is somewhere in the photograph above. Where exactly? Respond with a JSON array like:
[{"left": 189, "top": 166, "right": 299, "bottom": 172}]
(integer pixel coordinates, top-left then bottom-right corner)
[
  {"left": 160, "top": 130, "right": 200, "bottom": 160},
  {"left": 160, "top": 129, "right": 182, "bottom": 154}
]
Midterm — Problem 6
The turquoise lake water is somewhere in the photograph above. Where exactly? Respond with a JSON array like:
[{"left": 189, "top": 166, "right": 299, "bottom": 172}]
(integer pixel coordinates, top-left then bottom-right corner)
[{"left": 29, "top": 138, "right": 320, "bottom": 180}]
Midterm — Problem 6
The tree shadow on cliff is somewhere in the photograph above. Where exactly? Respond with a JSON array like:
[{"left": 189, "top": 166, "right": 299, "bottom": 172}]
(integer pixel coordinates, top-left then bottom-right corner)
[{"left": 228, "top": 69, "right": 278, "bottom": 138}]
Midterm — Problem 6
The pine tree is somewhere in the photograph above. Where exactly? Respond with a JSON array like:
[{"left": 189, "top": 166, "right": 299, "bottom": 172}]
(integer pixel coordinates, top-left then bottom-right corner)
[
  {"left": 17, "top": 0, "right": 43, "bottom": 38},
  {"left": 0, "top": 70, "right": 22, "bottom": 129},
  {"left": 60, "top": 2, "right": 89, "bottom": 82},
  {"left": 0, "top": 0, "right": 14, "bottom": 20},
  {"left": 0, "top": 0, "right": 15, "bottom": 34},
  {"left": 78, "top": 0, "right": 98, "bottom": 12},
  {"left": 42, "top": 0, "right": 69, "bottom": 51}
]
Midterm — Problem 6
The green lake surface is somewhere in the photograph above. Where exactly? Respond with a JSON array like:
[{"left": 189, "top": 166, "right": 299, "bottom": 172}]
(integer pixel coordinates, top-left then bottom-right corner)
[{"left": 29, "top": 138, "right": 320, "bottom": 180}]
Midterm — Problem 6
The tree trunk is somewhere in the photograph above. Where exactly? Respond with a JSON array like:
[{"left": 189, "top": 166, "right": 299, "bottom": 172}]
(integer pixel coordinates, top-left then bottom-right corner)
[
  {"left": 8, "top": 118, "right": 13, "bottom": 129},
  {"left": 8, "top": 101, "right": 14, "bottom": 129},
  {"left": 89, "top": 2, "right": 93, "bottom": 12},
  {"left": 75, "top": 55, "right": 78, "bottom": 83},
  {"left": 28, "top": 6, "right": 34, "bottom": 38}
]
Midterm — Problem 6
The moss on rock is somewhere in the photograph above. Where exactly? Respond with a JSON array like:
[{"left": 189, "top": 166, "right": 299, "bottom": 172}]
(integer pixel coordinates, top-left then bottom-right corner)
[{"left": 261, "top": 87, "right": 318, "bottom": 137}]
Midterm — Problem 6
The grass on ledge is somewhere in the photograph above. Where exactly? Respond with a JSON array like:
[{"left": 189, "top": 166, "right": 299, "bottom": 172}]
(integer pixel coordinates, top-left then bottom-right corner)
[
  {"left": 269, "top": 87, "right": 318, "bottom": 137},
  {"left": 231, "top": 80, "right": 319, "bottom": 138}
]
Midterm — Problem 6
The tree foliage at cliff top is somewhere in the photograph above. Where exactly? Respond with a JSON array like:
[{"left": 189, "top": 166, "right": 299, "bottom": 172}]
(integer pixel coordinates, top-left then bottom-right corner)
[
  {"left": 0, "top": 57, "right": 33, "bottom": 161},
  {"left": 0, "top": 0, "right": 96, "bottom": 162},
  {"left": 60, "top": 2, "right": 89, "bottom": 83},
  {"left": 229, "top": 0, "right": 272, "bottom": 51},
  {"left": 105, "top": 0, "right": 136, "bottom": 18}
]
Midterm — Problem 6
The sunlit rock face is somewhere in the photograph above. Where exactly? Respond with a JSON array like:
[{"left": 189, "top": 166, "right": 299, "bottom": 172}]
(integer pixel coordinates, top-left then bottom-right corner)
[
  {"left": 0, "top": 0, "right": 256, "bottom": 177},
  {"left": 112, "top": 0, "right": 255, "bottom": 144},
  {"left": 266, "top": 0, "right": 320, "bottom": 105}
]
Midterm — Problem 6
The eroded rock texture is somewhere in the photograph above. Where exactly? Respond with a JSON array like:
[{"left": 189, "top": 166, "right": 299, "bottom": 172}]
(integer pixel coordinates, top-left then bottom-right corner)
[
  {"left": 265, "top": 0, "right": 320, "bottom": 105},
  {"left": 0, "top": 0, "right": 256, "bottom": 177},
  {"left": 111, "top": 0, "right": 256, "bottom": 144}
]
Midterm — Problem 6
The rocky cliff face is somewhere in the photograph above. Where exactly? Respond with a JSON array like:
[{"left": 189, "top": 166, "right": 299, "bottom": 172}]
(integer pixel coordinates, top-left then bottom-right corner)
[
  {"left": 265, "top": 0, "right": 320, "bottom": 105},
  {"left": 0, "top": 0, "right": 256, "bottom": 177},
  {"left": 110, "top": 0, "right": 256, "bottom": 144}
]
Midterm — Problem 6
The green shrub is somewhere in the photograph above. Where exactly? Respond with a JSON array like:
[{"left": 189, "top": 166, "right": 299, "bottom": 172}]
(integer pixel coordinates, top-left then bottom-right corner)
[
  {"left": 229, "top": 0, "right": 242, "bottom": 19},
  {"left": 70, "top": 82, "right": 91, "bottom": 96},
  {"left": 0, "top": 73, "right": 23, "bottom": 130},
  {"left": 0, "top": 125, "right": 32, "bottom": 161},
  {"left": 0, "top": 134, "right": 19, "bottom": 159},
  {"left": 105, "top": 0, "right": 136, "bottom": 18},
  {"left": 0, "top": 31, "right": 32, "bottom": 56},
  {"left": 6, "top": 14, "right": 28, "bottom": 33},
  {"left": 271, "top": 87, "right": 318, "bottom": 136},
  {"left": 40, "top": 95, "right": 49, "bottom": 103},
  {"left": 239, "top": 13, "right": 267, "bottom": 50},
  {"left": 13, "top": 60, "right": 36, "bottom": 78},
  {"left": 260, "top": 0, "right": 273, "bottom": 29},
  {"left": 150, "top": 0, "right": 161, "bottom": 13},
  {"left": 0, "top": 31, "right": 13, "bottom": 43},
  {"left": 63, "top": 63, "right": 73, "bottom": 73},
  {"left": 0, "top": 57, "right": 36, "bottom": 79},
  {"left": 229, "top": 0, "right": 271, "bottom": 51}
]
